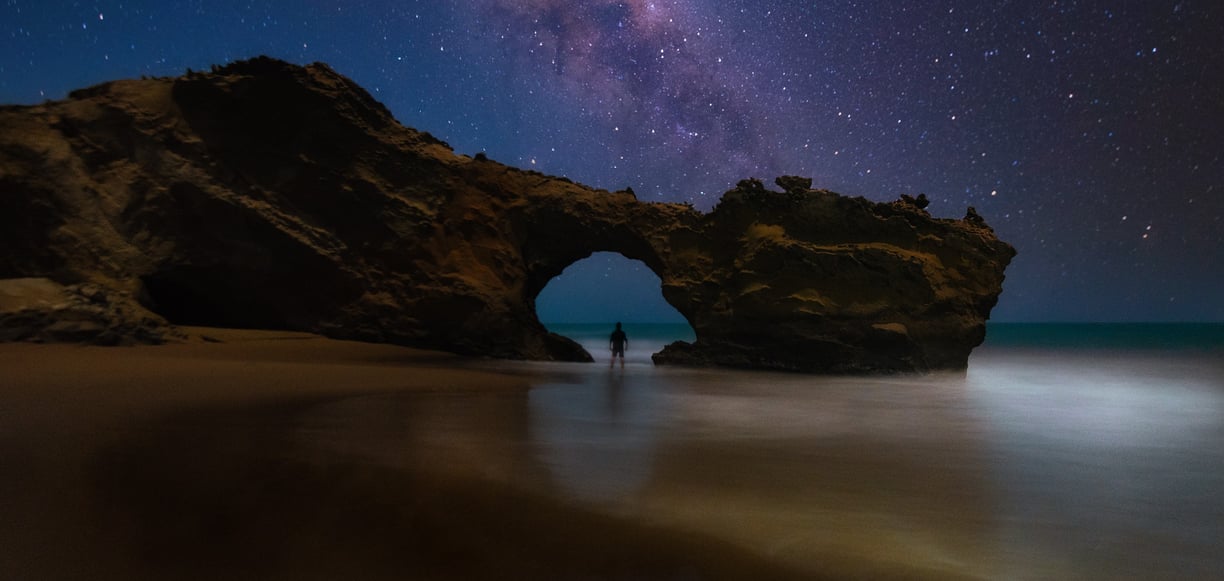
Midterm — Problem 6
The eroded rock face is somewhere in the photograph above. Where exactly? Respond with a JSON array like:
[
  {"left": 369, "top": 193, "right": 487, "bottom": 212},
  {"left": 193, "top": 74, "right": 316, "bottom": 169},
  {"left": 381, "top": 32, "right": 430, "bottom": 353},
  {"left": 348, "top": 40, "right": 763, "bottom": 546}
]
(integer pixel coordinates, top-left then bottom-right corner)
[
  {"left": 0, "top": 278, "right": 179, "bottom": 345},
  {"left": 651, "top": 178, "right": 1015, "bottom": 372},
  {"left": 0, "top": 57, "right": 1015, "bottom": 372}
]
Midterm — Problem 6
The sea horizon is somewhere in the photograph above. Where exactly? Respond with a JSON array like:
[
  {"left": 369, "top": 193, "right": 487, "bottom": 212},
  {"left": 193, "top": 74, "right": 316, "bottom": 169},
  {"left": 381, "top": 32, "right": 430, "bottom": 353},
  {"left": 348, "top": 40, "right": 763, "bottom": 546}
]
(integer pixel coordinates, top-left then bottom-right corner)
[{"left": 541, "top": 321, "right": 1224, "bottom": 358}]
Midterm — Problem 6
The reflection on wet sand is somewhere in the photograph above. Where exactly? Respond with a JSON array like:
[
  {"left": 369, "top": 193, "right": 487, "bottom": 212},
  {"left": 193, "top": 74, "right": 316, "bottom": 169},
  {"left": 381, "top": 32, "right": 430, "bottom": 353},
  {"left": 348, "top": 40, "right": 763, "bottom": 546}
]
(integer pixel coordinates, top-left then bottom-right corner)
[
  {"left": 321, "top": 351, "right": 1224, "bottom": 580},
  {"left": 88, "top": 393, "right": 816, "bottom": 581},
  {"left": 4, "top": 337, "right": 1222, "bottom": 579},
  {"left": 272, "top": 366, "right": 998, "bottom": 579},
  {"left": 526, "top": 368, "right": 997, "bottom": 580}
]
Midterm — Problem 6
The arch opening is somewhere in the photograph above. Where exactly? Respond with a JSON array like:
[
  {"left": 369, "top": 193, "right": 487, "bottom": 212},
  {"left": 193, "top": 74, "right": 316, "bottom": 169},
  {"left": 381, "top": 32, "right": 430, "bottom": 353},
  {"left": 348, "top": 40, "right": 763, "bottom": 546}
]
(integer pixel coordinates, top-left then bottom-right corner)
[{"left": 535, "top": 252, "right": 695, "bottom": 364}]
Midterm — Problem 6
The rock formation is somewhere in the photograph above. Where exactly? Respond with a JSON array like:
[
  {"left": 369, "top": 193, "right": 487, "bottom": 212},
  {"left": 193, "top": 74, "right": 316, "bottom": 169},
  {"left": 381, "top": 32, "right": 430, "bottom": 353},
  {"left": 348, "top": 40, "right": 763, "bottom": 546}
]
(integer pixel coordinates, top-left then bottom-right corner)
[
  {"left": 652, "top": 178, "right": 1015, "bottom": 372},
  {"left": 0, "top": 57, "right": 1015, "bottom": 372},
  {"left": 0, "top": 277, "right": 179, "bottom": 345}
]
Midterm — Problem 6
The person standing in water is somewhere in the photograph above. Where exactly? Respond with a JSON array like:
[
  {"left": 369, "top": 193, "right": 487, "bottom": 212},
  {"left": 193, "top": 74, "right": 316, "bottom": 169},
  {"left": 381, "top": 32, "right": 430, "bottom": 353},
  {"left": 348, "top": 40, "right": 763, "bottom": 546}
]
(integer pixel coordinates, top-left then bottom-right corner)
[{"left": 609, "top": 322, "right": 628, "bottom": 368}]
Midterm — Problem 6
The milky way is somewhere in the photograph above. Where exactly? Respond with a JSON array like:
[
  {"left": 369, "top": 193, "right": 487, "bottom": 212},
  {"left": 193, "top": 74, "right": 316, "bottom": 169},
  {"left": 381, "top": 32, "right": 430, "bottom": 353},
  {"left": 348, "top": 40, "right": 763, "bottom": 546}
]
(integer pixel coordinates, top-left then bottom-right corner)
[
  {"left": 1, "top": 1, "right": 1221, "bottom": 321},
  {"left": 467, "top": 0, "right": 782, "bottom": 197}
]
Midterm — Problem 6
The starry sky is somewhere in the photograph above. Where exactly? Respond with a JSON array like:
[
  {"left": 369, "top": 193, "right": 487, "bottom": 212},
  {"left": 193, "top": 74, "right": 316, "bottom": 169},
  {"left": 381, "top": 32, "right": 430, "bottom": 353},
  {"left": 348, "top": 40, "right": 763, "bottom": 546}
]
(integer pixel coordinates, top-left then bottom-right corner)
[{"left": 2, "top": 1, "right": 1222, "bottom": 323}]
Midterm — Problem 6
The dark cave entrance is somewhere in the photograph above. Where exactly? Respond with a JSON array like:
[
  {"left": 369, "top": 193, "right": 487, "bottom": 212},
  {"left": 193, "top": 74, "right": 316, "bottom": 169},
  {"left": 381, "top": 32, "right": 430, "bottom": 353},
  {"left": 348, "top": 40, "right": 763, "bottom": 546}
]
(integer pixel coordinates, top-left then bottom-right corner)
[
  {"left": 140, "top": 266, "right": 300, "bottom": 330},
  {"left": 534, "top": 252, "right": 694, "bottom": 363}
]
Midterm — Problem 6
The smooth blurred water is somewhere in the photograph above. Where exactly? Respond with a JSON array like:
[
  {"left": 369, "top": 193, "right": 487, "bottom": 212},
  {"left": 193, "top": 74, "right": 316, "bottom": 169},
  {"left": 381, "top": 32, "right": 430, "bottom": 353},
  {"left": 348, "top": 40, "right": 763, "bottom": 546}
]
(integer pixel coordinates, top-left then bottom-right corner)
[
  {"left": 543, "top": 322, "right": 696, "bottom": 365},
  {"left": 297, "top": 324, "right": 1224, "bottom": 579}
]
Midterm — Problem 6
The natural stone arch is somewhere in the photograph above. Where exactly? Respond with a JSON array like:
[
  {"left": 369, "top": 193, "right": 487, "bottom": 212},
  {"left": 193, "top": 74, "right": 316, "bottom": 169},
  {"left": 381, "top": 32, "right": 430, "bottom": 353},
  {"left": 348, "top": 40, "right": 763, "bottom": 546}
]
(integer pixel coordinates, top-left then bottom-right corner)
[
  {"left": 506, "top": 189, "right": 700, "bottom": 362},
  {"left": 0, "top": 57, "right": 1015, "bottom": 373}
]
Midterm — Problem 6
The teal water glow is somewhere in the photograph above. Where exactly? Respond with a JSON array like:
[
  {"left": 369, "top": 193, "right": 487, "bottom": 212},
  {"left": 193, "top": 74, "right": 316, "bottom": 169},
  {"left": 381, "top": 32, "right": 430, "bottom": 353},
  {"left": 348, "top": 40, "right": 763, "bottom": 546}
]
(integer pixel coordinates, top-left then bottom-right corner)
[
  {"left": 986, "top": 323, "right": 1224, "bottom": 350},
  {"left": 544, "top": 322, "right": 1224, "bottom": 365},
  {"left": 542, "top": 322, "right": 696, "bottom": 364}
]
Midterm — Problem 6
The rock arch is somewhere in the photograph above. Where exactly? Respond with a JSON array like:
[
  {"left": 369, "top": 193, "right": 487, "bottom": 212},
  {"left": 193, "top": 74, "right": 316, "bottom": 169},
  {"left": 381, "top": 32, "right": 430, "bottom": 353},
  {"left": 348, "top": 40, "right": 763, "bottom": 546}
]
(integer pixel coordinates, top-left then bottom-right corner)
[{"left": 0, "top": 57, "right": 1015, "bottom": 373}]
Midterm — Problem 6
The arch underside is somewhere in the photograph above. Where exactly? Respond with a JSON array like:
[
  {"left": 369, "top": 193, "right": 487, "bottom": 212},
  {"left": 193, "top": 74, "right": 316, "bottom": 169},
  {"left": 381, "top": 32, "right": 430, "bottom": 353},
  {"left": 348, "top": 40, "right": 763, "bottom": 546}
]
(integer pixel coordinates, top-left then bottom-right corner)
[{"left": 532, "top": 251, "right": 695, "bottom": 361}]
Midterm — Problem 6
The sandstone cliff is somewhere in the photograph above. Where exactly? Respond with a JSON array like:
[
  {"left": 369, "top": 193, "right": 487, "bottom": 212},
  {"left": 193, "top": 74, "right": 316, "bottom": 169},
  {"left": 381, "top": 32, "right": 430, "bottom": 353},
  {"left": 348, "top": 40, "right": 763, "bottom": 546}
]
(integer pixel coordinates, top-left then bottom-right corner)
[{"left": 0, "top": 57, "right": 1015, "bottom": 372}]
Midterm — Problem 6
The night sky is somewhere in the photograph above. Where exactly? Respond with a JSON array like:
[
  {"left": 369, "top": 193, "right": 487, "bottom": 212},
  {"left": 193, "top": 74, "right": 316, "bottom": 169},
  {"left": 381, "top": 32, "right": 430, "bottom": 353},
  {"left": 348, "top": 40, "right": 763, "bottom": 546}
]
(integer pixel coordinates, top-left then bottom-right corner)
[{"left": 3, "top": 1, "right": 1222, "bottom": 323}]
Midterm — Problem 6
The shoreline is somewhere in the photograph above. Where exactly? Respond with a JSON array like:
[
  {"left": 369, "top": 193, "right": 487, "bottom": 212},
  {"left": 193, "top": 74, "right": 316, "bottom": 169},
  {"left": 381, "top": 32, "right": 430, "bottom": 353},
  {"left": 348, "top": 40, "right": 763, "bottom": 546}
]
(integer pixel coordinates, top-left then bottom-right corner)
[
  {"left": 0, "top": 327, "right": 822, "bottom": 580},
  {"left": 1, "top": 326, "right": 524, "bottom": 429},
  {"left": 9, "top": 327, "right": 1216, "bottom": 579}
]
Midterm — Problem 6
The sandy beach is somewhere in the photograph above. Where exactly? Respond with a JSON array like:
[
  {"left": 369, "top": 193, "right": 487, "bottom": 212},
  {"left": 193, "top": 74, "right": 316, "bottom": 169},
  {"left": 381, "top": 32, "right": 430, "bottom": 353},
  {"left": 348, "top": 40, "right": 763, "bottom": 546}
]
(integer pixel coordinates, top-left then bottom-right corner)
[
  {"left": 4, "top": 327, "right": 1222, "bottom": 580},
  {"left": 0, "top": 328, "right": 815, "bottom": 580}
]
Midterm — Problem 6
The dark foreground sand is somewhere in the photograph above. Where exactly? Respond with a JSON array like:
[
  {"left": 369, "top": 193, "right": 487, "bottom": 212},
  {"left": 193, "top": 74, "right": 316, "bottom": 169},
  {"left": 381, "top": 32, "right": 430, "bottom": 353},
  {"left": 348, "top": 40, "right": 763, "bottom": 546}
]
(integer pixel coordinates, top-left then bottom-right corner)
[{"left": 0, "top": 328, "right": 818, "bottom": 580}]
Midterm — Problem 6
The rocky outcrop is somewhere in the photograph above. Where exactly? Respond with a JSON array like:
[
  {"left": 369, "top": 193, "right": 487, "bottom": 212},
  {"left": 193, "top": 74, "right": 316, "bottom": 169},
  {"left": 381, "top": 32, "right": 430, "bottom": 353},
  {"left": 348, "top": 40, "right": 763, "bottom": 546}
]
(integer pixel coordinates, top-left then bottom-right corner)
[
  {"left": 0, "top": 57, "right": 1014, "bottom": 372},
  {"left": 0, "top": 278, "right": 179, "bottom": 345},
  {"left": 651, "top": 178, "right": 1014, "bottom": 372}
]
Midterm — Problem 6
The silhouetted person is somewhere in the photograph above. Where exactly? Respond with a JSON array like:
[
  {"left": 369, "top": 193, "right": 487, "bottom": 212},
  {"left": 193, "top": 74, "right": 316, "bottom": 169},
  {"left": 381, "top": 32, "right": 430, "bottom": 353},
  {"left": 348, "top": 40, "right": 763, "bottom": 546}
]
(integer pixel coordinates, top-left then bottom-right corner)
[{"left": 609, "top": 322, "right": 628, "bottom": 368}]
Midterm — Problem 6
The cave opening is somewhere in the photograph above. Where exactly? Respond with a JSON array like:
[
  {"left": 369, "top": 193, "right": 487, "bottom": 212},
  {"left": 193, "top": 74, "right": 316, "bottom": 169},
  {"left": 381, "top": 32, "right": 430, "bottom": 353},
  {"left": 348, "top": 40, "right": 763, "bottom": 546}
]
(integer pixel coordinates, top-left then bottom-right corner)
[
  {"left": 140, "top": 266, "right": 291, "bottom": 330},
  {"left": 534, "top": 252, "right": 694, "bottom": 364}
]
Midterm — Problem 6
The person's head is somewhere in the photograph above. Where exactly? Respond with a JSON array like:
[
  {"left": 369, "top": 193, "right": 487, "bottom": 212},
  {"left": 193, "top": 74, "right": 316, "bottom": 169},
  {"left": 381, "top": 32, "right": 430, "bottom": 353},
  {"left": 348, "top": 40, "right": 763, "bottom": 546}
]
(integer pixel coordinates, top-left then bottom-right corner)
[{"left": 615, "top": 322, "right": 622, "bottom": 330}]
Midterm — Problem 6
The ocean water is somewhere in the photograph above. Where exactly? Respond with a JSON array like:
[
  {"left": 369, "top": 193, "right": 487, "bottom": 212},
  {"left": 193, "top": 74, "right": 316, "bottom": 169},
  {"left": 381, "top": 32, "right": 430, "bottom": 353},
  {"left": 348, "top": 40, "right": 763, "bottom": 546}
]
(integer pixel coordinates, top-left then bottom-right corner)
[
  {"left": 89, "top": 323, "right": 1224, "bottom": 579},
  {"left": 542, "top": 322, "right": 696, "bottom": 364},
  {"left": 547, "top": 321, "right": 1224, "bottom": 356},
  {"left": 984, "top": 322, "right": 1224, "bottom": 350},
  {"left": 426, "top": 323, "right": 1224, "bottom": 578}
]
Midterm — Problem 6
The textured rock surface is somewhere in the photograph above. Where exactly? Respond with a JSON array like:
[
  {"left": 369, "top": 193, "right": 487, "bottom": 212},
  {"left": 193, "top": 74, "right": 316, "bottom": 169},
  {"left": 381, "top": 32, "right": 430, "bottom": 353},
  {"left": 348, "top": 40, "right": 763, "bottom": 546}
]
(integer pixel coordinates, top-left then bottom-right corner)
[
  {"left": 0, "top": 57, "right": 1015, "bottom": 372},
  {"left": 652, "top": 178, "right": 1015, "bottom": 372},
  {"left": 0, "top": 278, "right": 179, "bottom": 345}
]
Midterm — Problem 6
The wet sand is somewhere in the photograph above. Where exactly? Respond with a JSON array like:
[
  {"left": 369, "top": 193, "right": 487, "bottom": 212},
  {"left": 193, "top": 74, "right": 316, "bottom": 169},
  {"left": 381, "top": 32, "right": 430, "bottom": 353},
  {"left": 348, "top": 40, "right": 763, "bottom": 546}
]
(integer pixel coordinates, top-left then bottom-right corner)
[
  {"left": 4, "top": 329, "right": 1221, "bottom": 579},
  {"left": 0, "top": 328, "right": 815, "bottom": 580}
]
